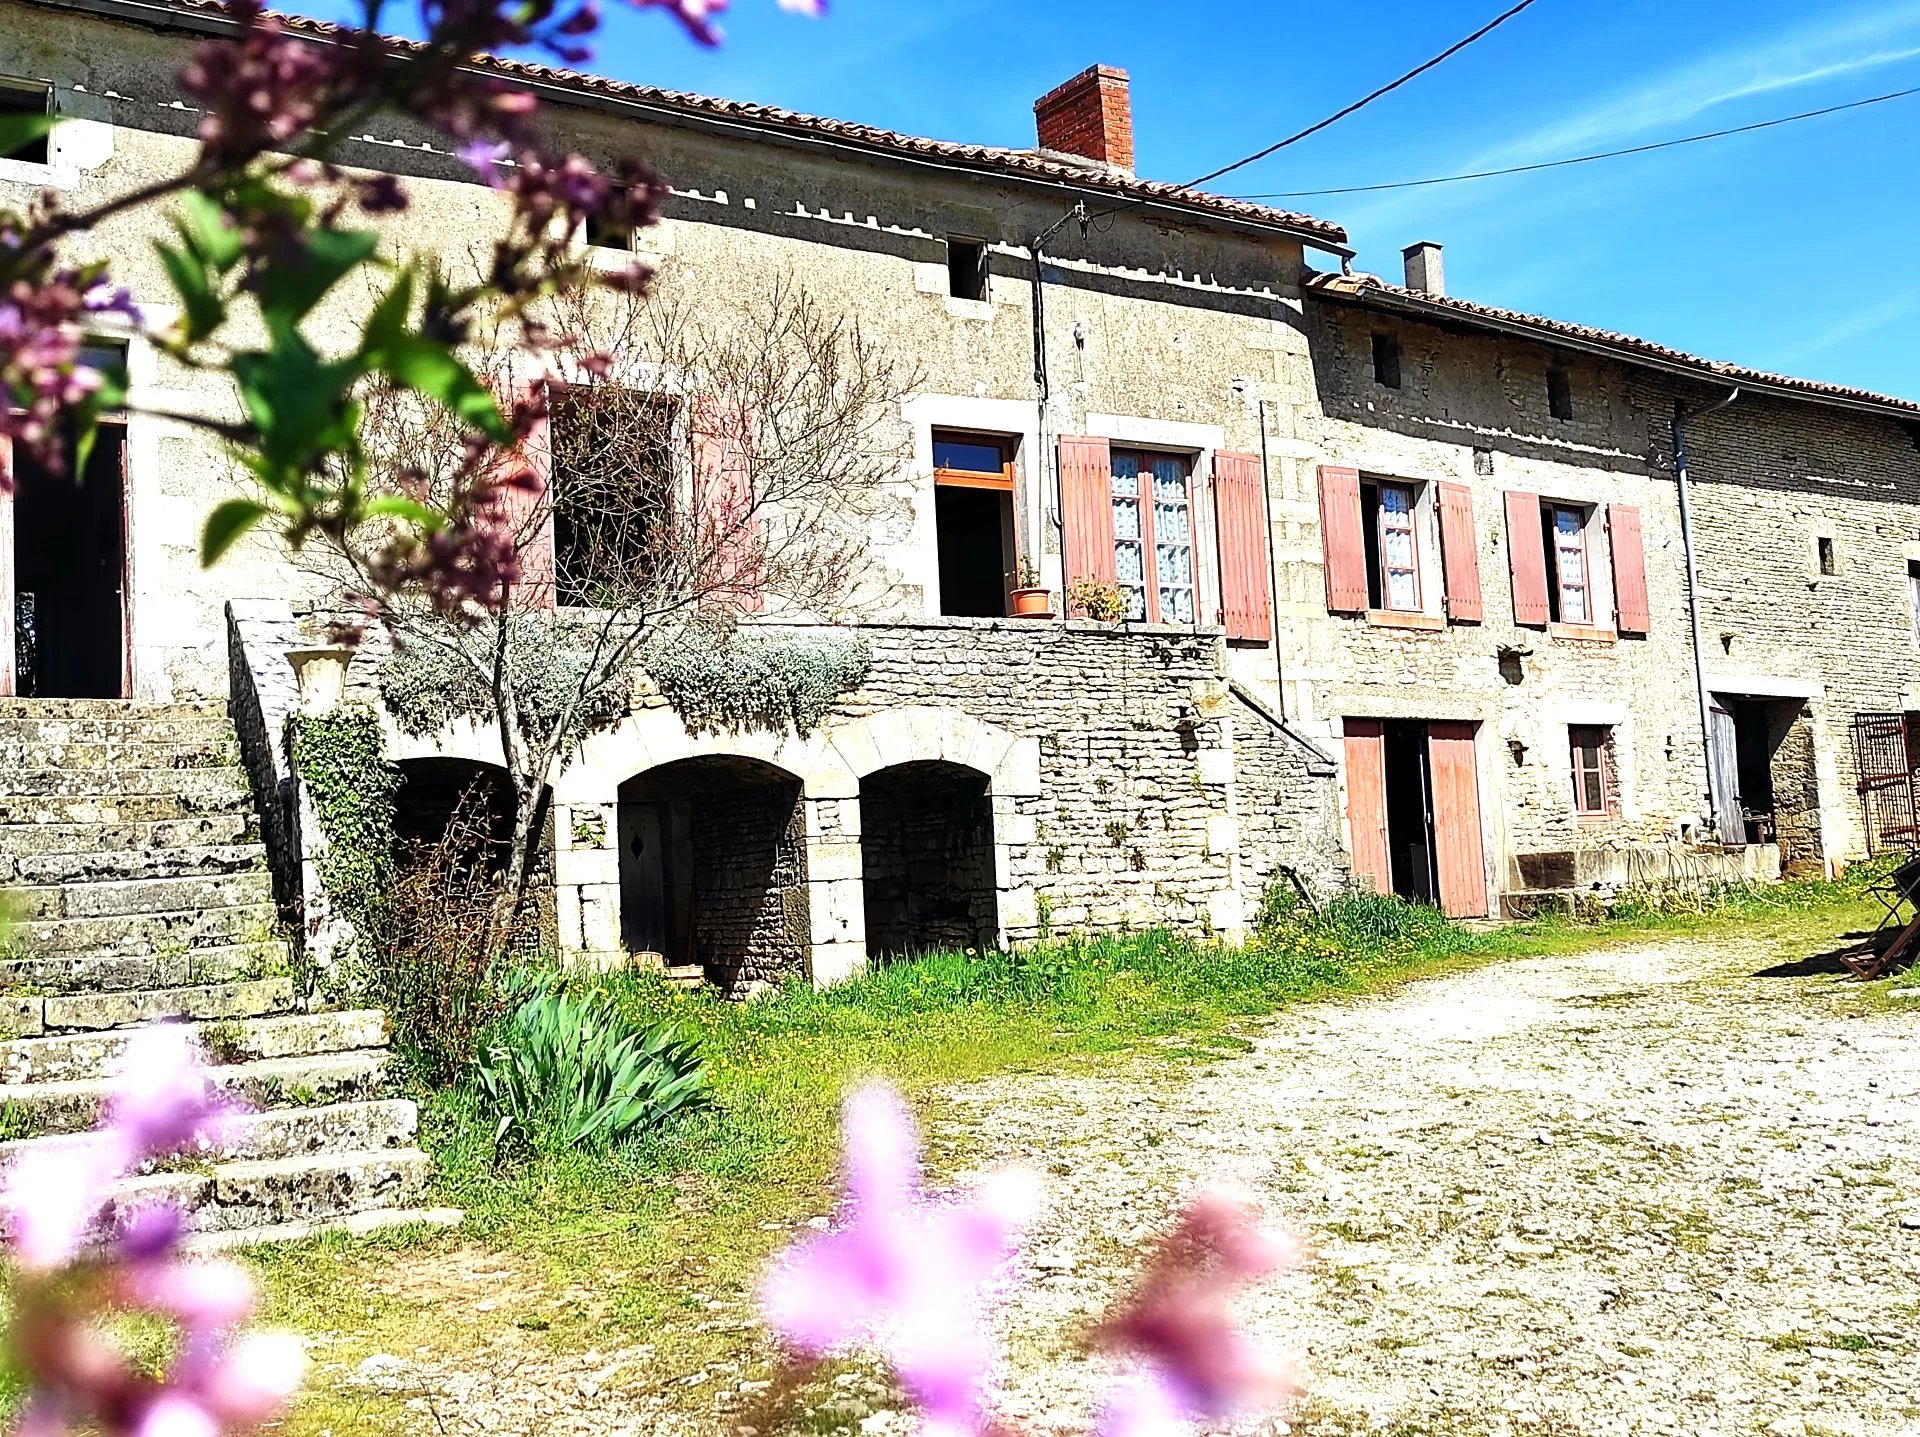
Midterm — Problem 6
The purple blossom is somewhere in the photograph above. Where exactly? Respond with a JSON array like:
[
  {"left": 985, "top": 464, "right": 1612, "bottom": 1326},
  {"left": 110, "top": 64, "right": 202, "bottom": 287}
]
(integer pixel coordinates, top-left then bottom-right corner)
[
  {"left": 632, "top": 0, "right": 729, "bottom": 46},
  {"left": 760, "top": 1084, "right": 1039, "bottom": 1435}
]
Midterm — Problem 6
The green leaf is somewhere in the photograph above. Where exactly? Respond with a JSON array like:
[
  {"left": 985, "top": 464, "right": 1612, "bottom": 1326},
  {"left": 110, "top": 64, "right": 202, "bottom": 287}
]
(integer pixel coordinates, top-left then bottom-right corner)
[
  {"left": 372, "top": 337, "right": 509, "bottom": 441},
  {"left": 201, "top": 498, "right": 271, "bottom": 567},
  {"left": 361, "top": 268, "right": 415, "bottom": 353},
  {"left": 177, "top": 190, "right": 243, "bottom": 272},
  {"left": 0, "top": 110, "right": 57, "bottom": 162},
  {"left": 255, "top": 227, "right": 380, "bottom": 325},
  {"left": 154, "top": 239, "right": 225, "bottom": 342},
  {"left": 362, "top": 495, "right": 440, "bottom": 527}
]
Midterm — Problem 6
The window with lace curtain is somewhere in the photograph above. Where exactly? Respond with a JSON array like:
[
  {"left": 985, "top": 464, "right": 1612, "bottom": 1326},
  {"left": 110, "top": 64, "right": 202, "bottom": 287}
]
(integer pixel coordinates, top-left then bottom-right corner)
[{"left": 1109, "top": 450, "right": 1194, "bottom": 624}]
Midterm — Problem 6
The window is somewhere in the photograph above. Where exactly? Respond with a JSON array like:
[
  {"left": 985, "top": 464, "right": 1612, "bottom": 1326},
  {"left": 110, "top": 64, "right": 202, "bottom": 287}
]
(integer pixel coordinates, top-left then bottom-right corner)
[
  {"left": 1372, "top": 332, "right": 1402, "bottom": 390},
  {"left": 1541, "top": 502, "right": 1591, "bottom": 624},
  {"left": 1110, "top": 450, "right": 1194, "bottom": 624},
  {"left": 1359, "top": 479, "right": 1421, "bottom": 611},
  {"left": 0, "top": 81, "right": 51, "bottom": 165},
  {"left": 933, "top": 430, "right": 1016, "bottom": 617},
  {"left": 946, "top": 238, "right": 987, "bottom": 301},
  {"left": 550, "top": 385, "right": 679, "bottom": 607},
  {"left": 1818, "top": 535, "right": 1837, "bottom": 576},
  {"left": 583, "top": 196, "right": 634, "bottom": 251},
  {"left": 1547, "top": 366, "right": 1573, "bottom": 421},
  {"left": 1570, "top": 725, "right": 1615, "bottom": 817},
  {"left": 1909, "top": 561, "right": 1920, "bottom": 641}
]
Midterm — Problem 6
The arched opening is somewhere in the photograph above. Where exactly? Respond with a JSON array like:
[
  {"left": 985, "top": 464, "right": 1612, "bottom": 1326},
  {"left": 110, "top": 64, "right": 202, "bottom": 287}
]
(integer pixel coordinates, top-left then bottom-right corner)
[
  {"left": 617, "top": 756, "right": 808, "bottom": 991},
  {"left": 859, "top": 760, "right": 997, "bottom": 960},
  {"left": 390, "top": 758, "right": 554, "bottom": 954}
]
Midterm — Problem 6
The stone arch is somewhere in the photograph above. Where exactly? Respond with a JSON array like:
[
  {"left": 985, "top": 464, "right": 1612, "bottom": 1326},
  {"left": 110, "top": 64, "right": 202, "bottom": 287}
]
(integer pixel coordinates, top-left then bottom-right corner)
[
  {"left": 859, "top": 759, "right": 998, "bottom": 960},
  {"left": 810, "top": 706, "right": 1039, "bottom": 801}
]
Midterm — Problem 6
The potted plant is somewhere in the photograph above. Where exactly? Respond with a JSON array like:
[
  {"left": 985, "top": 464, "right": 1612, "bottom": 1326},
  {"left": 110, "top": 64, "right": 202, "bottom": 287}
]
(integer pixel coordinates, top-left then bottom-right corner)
[
  {"left": 1010, "top": 557, "right": 1053, "bottom": 618},
  {"left": 1066, "top": 577, "right": 1127, "bottom": 623}
]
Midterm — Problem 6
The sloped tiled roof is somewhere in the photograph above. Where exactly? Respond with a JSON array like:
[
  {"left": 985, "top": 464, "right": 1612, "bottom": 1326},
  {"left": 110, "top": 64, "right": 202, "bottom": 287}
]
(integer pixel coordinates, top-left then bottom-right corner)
[{"left": 1307, "top": 269, "right": 1920, "bottom": 419}]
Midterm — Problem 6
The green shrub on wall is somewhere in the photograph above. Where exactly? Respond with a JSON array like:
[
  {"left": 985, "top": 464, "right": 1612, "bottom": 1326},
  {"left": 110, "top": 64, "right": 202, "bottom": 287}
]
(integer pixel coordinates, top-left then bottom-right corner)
[
  {"left": 290, "top": 706, "right": 399, "bottom": 991},
  {"left": 643, "top": 623, "right": 871, "bottom": 736},
  {"left": 379, "top": 618, "right": 634, "bottom": 751}
]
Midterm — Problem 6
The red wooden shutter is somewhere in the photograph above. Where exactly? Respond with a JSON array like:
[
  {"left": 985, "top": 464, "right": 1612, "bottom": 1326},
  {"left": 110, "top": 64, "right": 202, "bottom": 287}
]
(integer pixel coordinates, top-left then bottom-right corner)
[
  {"left": 1435, "top": 481, "right": 1482, "bottom": 624},
  {"left": 1212, "top": 450, "right": 1271, "bottom": 644},
  {"left": 1342, "top": 719, "right": 1391, "bottom": 896},
  {"left": 1317, "top": 465, "right": 1367, "bottom": 614},
  {"left": 1607, "top": 503, "right": 1650, "bottom": 635},
  {"left": 1503, "top": 489, "right": 1549, "bottom": 627},
  {"left": 692, "top": 396, "right": 763, "bottom": 613},
  {"left": 1059, "top": 435, "right": 1115, "bottom": 589},
  {"left": 1427, "top": 721, "right": 1489, "bottom": 918},
  {"left": 502, "top": 380, "right": 555, "bottom": 611}
]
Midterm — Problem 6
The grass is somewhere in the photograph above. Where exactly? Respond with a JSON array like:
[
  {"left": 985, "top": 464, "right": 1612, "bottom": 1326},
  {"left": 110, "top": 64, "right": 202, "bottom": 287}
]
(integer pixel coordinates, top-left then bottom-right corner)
[{"left": 248, "top": 875, "right": 1896, "bottom": 1435}]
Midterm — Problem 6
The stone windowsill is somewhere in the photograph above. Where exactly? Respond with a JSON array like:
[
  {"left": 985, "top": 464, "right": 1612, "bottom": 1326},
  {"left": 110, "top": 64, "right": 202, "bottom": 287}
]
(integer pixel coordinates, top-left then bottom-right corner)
[
  {"left": 1550, "top": 622, "right": 1617, "bottom": 645},
  {"left": 1366, "top": 608, "right": 1445, "bottom": 632}
]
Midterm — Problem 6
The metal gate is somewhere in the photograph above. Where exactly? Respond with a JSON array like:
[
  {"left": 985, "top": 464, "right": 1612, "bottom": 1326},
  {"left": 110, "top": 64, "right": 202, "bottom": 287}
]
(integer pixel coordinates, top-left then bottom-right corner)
[{"left": 1852, "top": 711, "right": 1920, "bottom": 856}]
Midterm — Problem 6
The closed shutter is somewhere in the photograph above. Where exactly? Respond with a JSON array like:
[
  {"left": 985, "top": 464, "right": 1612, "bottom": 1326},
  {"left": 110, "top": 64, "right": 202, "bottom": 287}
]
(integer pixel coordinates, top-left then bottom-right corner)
[
  {"left": 1317, "top": 465, "right": 1367, "bottom": 614},
  {"left": 1607, "top": 503, "right": 1650, "bottom": 634},
  {"left": 692, "top": 396, "right": 763, "bottom": 614},
  {"left": 1059, "top": 435, "right": 1116, "bottom": 589},
  {"left": 1212, "top": 450, "right": 1271, "bottom": 643},
  {"left": 1427, "top": 721, "right": 1489, "bottom": 918},
  {"left": 1342, "top": 718, "right": 1391, "bottom": 896},
  {"left": 1436, "top": 481, "right": 1482, "bottom": 623},
  {"left": 502, "top": 380, "right": 555, "bottom": 611},
  {"left": 1503, "top": 489, "right": 1549, "bottom": 627}
]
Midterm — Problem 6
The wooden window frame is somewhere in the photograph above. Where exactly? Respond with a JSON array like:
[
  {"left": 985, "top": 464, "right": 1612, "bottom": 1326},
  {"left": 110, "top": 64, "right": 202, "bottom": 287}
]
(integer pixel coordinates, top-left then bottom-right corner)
[
  {"left": 933, "top": 429, "right": 1015, "bottom": 492},
  {"left": 1110, "top": 447, "right": 1195, "bottom": 626},
  {"left": 1570, "top": 724, "right": 1615, "bottom": 818},
  {"left": 1370, "top": 479, "right": 1421, "bottom": 613},
  {"left": 1546, "top": 502, "right": 1592, "bottom": 625}
]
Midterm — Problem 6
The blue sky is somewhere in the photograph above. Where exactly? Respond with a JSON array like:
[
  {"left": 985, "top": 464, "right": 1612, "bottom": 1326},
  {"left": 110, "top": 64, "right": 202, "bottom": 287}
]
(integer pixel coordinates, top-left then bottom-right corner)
[{"left": 326, "top": 0, "right": 1920, "bottom": 397}]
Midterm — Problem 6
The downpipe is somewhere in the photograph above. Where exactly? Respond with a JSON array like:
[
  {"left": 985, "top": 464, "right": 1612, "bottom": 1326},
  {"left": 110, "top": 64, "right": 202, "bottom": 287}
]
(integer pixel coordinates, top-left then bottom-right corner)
[{"left": 1673, "top": 387, "right": 1740, "bottom": 838}]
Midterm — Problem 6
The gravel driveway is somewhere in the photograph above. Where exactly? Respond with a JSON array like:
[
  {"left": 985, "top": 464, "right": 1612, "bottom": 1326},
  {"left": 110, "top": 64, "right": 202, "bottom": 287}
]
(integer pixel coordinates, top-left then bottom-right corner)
[{"left": 938, "top": 933, "right": 1920, "bottom": 1437}]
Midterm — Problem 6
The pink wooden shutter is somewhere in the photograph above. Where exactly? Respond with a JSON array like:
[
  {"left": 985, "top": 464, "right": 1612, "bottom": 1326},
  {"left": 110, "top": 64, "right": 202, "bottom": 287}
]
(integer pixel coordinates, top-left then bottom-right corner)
[
  {"left": 1435, "top": 481, "right": 1482, "bottom": 624},
  {"left": 1212, "top": 450, "right": 1271, "bottom": 643},
  {"left": 1342, "top": 719, "right": 1391, "bottom": 896},
  {"left": 502, "top": 380, "right": 555, "bottom": 611},
  {"left": 692, "top": 396, "right": 763, "bottom": 613},
  {"left": 1317, "top": 465, "right": 1367, "bottom": 614},
  {"left": 1428, "top": 721, "right": 1489, "bottom": 918},
  {"left": 1059, "top": 435, "right": 1115, "bottom": 588},
  {"left": 1503, "top": 489, "right": 1549, "bottom": 627},
  {"left": 1608, "top": 503, "right": 1651, "bottom": 635}
]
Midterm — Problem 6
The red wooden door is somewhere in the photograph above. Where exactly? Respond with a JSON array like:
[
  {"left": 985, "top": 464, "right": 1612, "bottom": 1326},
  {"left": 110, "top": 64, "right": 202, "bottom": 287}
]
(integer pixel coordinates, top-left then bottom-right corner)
[
  {"left": 1342, "top": 718, "right": 1391, "bottom": 895},
  {"left": 1427, "top": 721, "right": 1488, "bottom": 918}
]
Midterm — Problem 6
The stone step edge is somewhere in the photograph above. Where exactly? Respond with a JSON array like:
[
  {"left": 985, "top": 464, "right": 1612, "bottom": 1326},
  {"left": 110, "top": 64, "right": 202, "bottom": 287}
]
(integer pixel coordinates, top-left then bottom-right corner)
[
  {"left": 0, "top": 1009, "right": 389, "bottom": 1075},
  {"left": 185, "top": 1205, "right": 463, "bottom": 1253},
  {"left": 0, "top": 1048, "right": 389, "bottom": 1111},
  {"left": 0, "top": 1099, "right": 418, "bottom": 1168}
]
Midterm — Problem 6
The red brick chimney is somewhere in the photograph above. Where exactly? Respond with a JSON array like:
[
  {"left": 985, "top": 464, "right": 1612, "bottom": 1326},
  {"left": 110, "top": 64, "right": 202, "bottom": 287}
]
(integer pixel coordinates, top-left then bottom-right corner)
[{"left": 1034, "top": 65, "right": 1134, "bottom": 174}]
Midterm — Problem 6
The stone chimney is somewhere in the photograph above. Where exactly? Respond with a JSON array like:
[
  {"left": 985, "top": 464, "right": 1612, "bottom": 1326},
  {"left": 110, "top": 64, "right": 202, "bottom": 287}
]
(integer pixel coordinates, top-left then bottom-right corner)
[
  {"left": 1402, "top": 241, "right": 1445, "bottom": 296},
  {"left": 1034, "top": 65, "right": 1134, "bottom": 174}
]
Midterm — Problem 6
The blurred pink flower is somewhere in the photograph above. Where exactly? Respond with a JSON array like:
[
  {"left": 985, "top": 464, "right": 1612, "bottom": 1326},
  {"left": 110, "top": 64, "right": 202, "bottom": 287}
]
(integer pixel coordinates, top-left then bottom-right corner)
[
  {"left": 761, "top": 1084, "right": 1039, "bottom": 1435},
  {"left": 1092, "top": 1370, "right": 1186, "bottom": 1437},
  {"left": 107, "top": 1025, "right": 234, "bottom": 1157},
  {"left": 201, "top": 1332, "right": 308, "bottom": 1426},
  {"left": 3, "top": 1138, "right": 128, "bottom": 1271}
]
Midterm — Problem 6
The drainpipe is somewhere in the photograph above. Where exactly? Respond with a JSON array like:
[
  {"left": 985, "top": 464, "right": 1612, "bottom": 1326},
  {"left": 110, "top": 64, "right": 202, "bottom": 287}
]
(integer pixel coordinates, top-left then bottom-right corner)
[
  {"left": 1030, "top": 203, "right": 1086, "bottom": 619},
  {"left": 1257, "top": 399, "right": 1288, "bottom": 719},
  {"left": 1673, "top": 387, "right": 1740, "bottom": 836}
]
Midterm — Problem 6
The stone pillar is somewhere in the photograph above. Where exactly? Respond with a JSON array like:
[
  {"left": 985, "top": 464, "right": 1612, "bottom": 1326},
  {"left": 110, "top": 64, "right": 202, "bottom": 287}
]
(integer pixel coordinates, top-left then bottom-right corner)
[
  {"left": 1189, "top": 680, "right": 1246, "bottom": 943},
  {"left": 803, "top": 786, "right": 868, "bottom": 986},
  {"left": 554, "top": 800, "right": 621, "bottom": 967}
]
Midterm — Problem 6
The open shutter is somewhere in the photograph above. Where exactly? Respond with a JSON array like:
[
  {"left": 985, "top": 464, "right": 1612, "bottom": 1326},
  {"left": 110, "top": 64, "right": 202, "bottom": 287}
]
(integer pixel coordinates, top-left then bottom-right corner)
[
  {"left": 1435, "top": 481, "right": 1482, "bottom": 623},
  {"left": 1607, "top": 503, "right": 1650, "bottom": 634},
  {"left": 1317, "top": 465, "right": 1367, "bottom": 614},
  {"left": 1059, "top": 435, "right": 1115, "bottom": 589},
  {"left": 1342, "top": 719, "right": 1391, "bottom": 895},
  {"left": 1503, "top": 489, "right": 1548, "bottom": 627},
  {"left": 501, "top": 380, "right": 555, "bottom": 611},
  {"left": 1427, "top": 721, "right": 1489, "bottom": 918},
  {"left": 1212, "top": 450, "right": 1271, "bottom": 643},
  {"left": 692, "top": 396, "right": 763, "bottom": 613}
]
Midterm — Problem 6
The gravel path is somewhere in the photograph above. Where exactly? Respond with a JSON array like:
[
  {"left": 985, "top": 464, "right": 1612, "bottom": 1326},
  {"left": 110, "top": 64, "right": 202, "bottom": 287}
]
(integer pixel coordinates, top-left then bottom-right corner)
[{"left": 941, "top": 934, "right": 1920, "bottom": 1437}]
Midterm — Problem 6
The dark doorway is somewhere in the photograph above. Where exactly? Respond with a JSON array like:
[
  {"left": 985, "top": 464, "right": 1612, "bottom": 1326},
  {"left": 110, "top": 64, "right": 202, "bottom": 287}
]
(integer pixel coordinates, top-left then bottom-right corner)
[
  {"left": 1718, "top": 695, "right": 1823, "bottom": 866},
  {"left": 8, "top": 421, "right": 126, "bottom": 697},
  {"left": 617, "top": 756, "right": 808, "bottom": 992},
  {"left": 859, "top": 760, "right": 998, "bottom": 959},
  {"left": 1343, "top": 717, "right": 1487, "bottom": 918},
  {"left": 1382, "top": 720, "right": 1438, "bottom": 905},
  {"left": 935, "top": 485, "right": 1014, "bottom": 618},
  {"left": 391, "top": 758, "right": 553, "bottom": 953}
]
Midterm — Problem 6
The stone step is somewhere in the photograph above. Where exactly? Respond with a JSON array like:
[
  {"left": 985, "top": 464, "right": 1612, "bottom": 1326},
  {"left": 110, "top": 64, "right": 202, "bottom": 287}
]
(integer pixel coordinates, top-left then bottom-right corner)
[
  {"left": 0, "top": 843, "right": 268, "bottom": 888},
  {"left": 0, "top": 1049, "right": 390, "bottom": 1136},
  {"left": 0, "top": 791, "right": 254, "bottom": 826},
  {"left": 0, "top": 1009, "right": 383, "bottom": 1082},
  {"left": 0, "top": 815, "right": 260, "bottom": 860},
  {"left": 0, "top": 738, "right": 240, "bottom": 772},
  {"left": 99, "top": 1148, "right": 434, "bottom": 1237},
  {"left": 6, "top": 870, "right": 276, "bottom": 922},
  {"left": 0, "top": 716, "right": 237, "bottom": 746},
  {"left": 0, "top": 698, "right": 227, "bottom": 721},
  {"left": 0, "top": 943, "right": 283, "bottom": 1003},
  {"left": 0, "top": 1099, "right": 419, "bottom": 1169},
  {"left": 27, "top": 977, "right": 299, "bottom": 1036},
  {"left": 187, "top": 1205, "right": 464, "bottom": 1253},
  {"left": 0, "top": 768, "right": 252, "bottom": 802},
  {"left": 3, "top": 902, "right": 279, "bottom": 958}
]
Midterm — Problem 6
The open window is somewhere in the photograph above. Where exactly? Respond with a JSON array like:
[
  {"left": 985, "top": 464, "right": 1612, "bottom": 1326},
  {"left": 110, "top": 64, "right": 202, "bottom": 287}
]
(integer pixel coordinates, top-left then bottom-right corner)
[
  {"left": 1371, "top": 333, "right": 1402, "bottom": 390},
  {"left": 946, "top": 238, "right": 987, "bottom": 301},
  {"left": 0, "top": 80, "right": 52, "bottom": 165},
  {"left": 1547, "top": 365, "right": 1573, "bottom": 421},
  {"left": 1110, "top": 449, "right": 1195, "bottom": 624},
  {"left": 1540, "top": 501, "right": 1593, "bottom": 624},
  {"left": 1360, "top": 478, "right": 1421, "bottom": 612},
  {"left": 933, "top": 430, "right": 1016, "bottom": 618},
  {"left": 1569, "top": 724, "right": 1616, "bottom": 818},
  {"left": 549, "top": 384, "right": 679, "bottom": 608}
]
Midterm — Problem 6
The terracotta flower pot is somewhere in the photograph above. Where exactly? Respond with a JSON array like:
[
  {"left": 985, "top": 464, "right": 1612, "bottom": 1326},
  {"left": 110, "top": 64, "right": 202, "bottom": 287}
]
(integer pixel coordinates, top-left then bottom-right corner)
[{"left": 1010, "top": 587, "right": 1054, "bottom": 619}]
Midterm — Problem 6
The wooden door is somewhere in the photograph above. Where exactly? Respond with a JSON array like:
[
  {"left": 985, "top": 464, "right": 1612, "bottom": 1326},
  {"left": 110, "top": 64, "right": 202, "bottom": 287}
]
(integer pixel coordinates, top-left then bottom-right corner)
[
  {"left": 1709, "top": 698, "right": 1741, "bottom": 836},
  {"left": 1342, "top": 718, "right": 1391, "bottom": 895},
  {"left": 1427, "top": 721, "right": 1489, "bottom": 918}
]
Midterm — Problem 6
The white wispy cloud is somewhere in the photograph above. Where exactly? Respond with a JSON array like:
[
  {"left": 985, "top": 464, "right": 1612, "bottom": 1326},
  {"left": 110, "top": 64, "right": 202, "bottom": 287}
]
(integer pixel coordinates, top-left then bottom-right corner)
[{"left": 1774, "top": 287, "right": 1920, "bottom": 366}]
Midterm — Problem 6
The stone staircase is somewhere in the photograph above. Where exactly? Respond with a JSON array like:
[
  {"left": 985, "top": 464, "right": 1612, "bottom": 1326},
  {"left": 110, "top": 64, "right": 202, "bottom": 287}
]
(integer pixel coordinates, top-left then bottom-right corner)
[{"left": 0, "top": 698, "right": 456, "bottom": 1249}]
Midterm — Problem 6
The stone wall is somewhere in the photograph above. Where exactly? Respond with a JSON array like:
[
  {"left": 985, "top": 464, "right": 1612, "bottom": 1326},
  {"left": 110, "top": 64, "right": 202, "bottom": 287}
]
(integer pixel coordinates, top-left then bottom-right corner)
[
  {"left": 859, "top": 764, "right": 998, "bottom": 957},
  {"left": 685, "top": 780, "right": 808, "bottom": 990}
]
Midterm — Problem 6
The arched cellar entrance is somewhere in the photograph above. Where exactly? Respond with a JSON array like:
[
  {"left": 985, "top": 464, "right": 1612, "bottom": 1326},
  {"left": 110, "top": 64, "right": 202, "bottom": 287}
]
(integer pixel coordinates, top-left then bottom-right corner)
[
  {"left": 391, "top": 758, "right": 553, "bottom": 953},
  {"left": 859, "top": 760, "right": 997, "bottom": 960},
  {"left": 617, "top": 756, "right": 808, "bottom": 990}
]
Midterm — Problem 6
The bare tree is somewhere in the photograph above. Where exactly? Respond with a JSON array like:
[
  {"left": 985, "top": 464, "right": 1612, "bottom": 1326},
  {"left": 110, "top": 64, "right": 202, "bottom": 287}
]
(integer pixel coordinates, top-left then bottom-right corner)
[{"left": 328, "top": 272, "right": 917, "bottom": 954}]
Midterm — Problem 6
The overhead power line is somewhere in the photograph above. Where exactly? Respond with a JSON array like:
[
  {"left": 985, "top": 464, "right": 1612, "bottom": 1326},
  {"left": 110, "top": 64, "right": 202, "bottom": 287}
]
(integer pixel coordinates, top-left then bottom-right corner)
[
  {"left": 1183, "top": 0, "right": 1545, "bottom": 190},
  {"left": 1226, "top": 85, "right": 1920, "bottom": 199}
]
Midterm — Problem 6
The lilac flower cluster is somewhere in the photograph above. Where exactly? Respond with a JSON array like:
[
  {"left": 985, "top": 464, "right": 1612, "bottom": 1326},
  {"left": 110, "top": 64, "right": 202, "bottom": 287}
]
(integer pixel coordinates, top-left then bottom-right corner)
[
  {"left": 1, "top": 1026, "right": 306, "bottom": 1437},
  {"left": 0, "top": 253, "right": 137, "bottom": 485},
  {"left": 761, "top": 1084, "right": 1297, "bottom": 1437}
]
